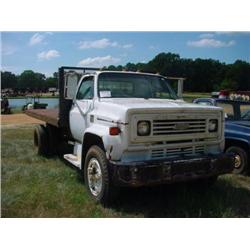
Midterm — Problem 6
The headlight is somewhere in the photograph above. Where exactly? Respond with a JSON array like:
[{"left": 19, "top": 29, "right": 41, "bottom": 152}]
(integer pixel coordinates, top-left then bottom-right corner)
[
  {"left": 208, "top": 119, "right": 218, "bottom": 132},
  {"left": 137, "top": 121, "right": 151, "bottom": 136}
]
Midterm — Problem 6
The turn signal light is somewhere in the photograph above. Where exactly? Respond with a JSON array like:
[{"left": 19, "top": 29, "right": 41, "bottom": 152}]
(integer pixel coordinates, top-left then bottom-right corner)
[{"left": 109, "top": 127, "right": 121, "bottom": 136}]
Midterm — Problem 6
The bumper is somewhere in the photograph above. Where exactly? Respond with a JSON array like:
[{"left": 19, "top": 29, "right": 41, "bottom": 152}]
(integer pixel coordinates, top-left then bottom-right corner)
[{"left": 109, "top": 153, "right": 234, "bottom": 187}]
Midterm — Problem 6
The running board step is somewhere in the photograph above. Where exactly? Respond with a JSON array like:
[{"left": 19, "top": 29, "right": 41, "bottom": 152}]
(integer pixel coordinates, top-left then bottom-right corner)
[{"left": 64, "top": 154, "right": 81, "bottom": 169}]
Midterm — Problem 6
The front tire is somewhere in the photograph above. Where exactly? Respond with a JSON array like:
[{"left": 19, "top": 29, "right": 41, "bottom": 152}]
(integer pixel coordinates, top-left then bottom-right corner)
[
  {"left": 226, "top": 146, "right": 249, "bottom": 175},
  {"left": 84, "top": 145, "right": 118, "bottom": 205}
]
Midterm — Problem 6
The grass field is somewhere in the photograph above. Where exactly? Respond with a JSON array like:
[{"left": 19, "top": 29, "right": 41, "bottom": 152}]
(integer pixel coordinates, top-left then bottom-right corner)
[{"left": 2, "top": 125, "right": 250, "bottom": 218}]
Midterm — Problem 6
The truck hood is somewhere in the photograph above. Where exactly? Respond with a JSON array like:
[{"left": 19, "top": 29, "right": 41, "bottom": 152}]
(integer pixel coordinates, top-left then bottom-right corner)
[
  {"left": 230, "top": 120, "right": 250, "bottom": 128},
  {"left": 225, "top": 121, "right": 250, "bottom": 138},
  {"left": 94, "top": 98, "right": 222, "bottom": 124},
  {"left": 99, "top": 98, "right": 221, "bottom": 111}
]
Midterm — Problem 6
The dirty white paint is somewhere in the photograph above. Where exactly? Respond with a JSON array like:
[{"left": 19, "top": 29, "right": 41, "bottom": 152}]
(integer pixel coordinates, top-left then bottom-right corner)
[{"left": 68, "top": 71, "right": 224, "bottom": 163}]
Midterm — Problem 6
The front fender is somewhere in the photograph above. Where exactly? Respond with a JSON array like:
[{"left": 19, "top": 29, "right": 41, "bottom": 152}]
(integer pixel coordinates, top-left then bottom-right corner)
[
  {"left": 84, "top": 124, "right": 124, "bottom": 160},
  {"left": 225, "top": 135, "right": 250, "bottom": 152}
]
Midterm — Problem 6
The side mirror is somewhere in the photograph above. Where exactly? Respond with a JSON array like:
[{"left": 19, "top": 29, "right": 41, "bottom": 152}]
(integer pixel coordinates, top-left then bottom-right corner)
[{"left": 75, "top": 100, "right": 91, "bottom": 115}]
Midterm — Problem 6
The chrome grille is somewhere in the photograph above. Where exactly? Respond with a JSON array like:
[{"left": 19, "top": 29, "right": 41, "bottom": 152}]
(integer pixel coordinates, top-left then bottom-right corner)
[
  {"left": 151, "top": 145, "right": 205, "bottom": 159},
  {"left": 152, "top": 119, "right": 206, "bottom": 135}
]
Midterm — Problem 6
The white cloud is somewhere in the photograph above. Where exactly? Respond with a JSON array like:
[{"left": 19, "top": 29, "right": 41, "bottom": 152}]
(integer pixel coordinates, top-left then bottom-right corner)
[
  {"left": 79, "top": 38, "right": 117, "bottom": 49},
  {"left": 78, "top": 38, "right": 133, "bottom": 49},
  {"left": 0, "top": 65, "right": 20, "bottom": 73},
  {"left": 199, "top": 33, "right": 214, "bottom": 38},
  {"left": 1, "top": 44, "right": 17, "bottom": 55},
  {"left": 37, "top": 50, "right": 60, "bottom": 60},
  {"left": 149, "top": 45, "right": 156, "bottom": 50},
  {"left": 29, "top": 32, "right": 53, "bottom": 46},
  {"left": 78, "top": 55, "right": 120, "bottom": 67},
  {"left": 216, "top": 31, "right": 250, "bottom": 36},
  {"left": 119, "top": 53, "right": 127, "bottom": 57},
  {"left": 29, "top": 33, "right": 46, "bottom": 46},
  {"left": 122, "top": 44, "right": 133, "bottom": 49},
  {"left": 187, "top": 38, "right": 236, "bottom": 48}
]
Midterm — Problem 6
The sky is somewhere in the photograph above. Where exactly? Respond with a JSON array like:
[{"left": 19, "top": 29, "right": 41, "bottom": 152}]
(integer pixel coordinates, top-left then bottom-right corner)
[{"left": 1, "top": 32, "right": 250, "bottom": 77}]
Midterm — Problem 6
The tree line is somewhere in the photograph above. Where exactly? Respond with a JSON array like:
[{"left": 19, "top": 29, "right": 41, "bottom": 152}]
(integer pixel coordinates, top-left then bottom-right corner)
[
  {"left": 1, "top": 52, "right": 250, "bottom": 93},
  {"left": 1, "top": 70, "right": 58, "bottom": 93},
  {"left": 105, "top": 53, "right": 250, "bottom": 92}
]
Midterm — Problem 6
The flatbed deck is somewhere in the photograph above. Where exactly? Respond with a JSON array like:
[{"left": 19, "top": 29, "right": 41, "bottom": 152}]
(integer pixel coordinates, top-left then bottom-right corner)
[{"left": 25, "top": 108, "right": 59, "bottom": 127}]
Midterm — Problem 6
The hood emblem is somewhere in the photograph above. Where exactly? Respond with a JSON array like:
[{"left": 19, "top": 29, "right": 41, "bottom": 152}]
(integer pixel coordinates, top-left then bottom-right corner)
[{"left": 175, "top": 123, "right": 189, "bottom": 130}]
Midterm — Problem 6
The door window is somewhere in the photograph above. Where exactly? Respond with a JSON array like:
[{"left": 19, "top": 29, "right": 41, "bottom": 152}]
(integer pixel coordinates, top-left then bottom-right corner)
[{"left": 76, "top": 77, "right": 94, "bottom": 100}]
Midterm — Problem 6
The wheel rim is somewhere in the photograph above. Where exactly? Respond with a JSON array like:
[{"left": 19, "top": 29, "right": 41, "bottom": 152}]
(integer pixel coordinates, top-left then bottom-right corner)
[
  {"left": 87, "top": 158, "right": 103, "bottom": 196},
  {"left": 234, "top": 154, "right": 242, "bottom": 169}
]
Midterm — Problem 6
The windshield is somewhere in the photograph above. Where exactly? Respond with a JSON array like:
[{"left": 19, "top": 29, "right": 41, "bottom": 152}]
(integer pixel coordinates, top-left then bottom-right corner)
[{"left": 98, "top": 72, "right": 178, "bottom": 99}]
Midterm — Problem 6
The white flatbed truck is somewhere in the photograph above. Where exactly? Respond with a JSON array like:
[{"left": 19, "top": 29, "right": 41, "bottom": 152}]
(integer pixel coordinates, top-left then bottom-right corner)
[{"left": 26, "top": 66, "right": 234, "bottom": 205}]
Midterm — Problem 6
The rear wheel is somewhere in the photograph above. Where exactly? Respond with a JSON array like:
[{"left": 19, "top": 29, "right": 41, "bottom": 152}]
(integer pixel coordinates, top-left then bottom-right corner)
[
  {"left": 226, "top": 146, "right": 249, "bottom": 175},
  {"left": 84, "top": 145, "right": 118, "bottom": 206},
  {"left": 46, "top": 124, "right": 59, "bottom": 155},
  {"left": 34, "top": 125, "right": 49, "bottom": 156}
]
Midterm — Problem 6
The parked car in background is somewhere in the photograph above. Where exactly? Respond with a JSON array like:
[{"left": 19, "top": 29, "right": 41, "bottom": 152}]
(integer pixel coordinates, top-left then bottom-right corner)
[{"left": 193, "top": 97, "right": 250, "bottom": 175}]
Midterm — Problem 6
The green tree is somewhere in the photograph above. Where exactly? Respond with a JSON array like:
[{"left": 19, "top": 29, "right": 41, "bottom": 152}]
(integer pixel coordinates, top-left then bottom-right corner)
[
  {"left": 224, "top": 60, "right": 250, "bottom": 91},
  {"left": 107, "top": 65, "right": 118, "bottom": 71},
  {"left": 147, "top": 52, "right": 181, "bottom": 75},
  {"left": 219, "top": 79, "right": 239, "bottom": 90},
  {"left": 1, "top": 71, "right": 18, "bottom": 89},
  {"left": 125, "top": 63, "right": 137, "bottom": 72},
  {"left": 18, "top": 70, "right": 46, "bottom": 91},
  {"left": 2, "top": 52, "right": 250, "bottom": 94},
  {"left": 44, "top": 77, "right": 57, "bottom": 89}
]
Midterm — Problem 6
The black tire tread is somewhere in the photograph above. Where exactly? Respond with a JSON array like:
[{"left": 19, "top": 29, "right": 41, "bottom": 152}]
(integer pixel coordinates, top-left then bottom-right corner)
[
  {"left": 46, "top": 124, "right": 59, "bottom": 155},
  {"left": 226, "top": 146, "right": 249, "bottom": 175},
  {"left": 34, "top": 125, "right": 50, "bottom": 156},
  {"left": 84, "top": 145, "right": 118, "bottom": 206}
]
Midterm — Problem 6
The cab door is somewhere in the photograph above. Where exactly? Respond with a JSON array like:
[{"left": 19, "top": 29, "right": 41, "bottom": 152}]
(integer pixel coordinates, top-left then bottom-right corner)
[{"left": 69, "top": 76, "right": 94, "bottom": 142}]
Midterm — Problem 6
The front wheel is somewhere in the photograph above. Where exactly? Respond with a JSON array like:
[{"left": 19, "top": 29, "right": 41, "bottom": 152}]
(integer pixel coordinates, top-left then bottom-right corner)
[
  {"left": 226, "top": 146, "right": 249, "bottom": 175},
  {"left": 84, "top": 145, "right": 118, "bottom": 205}
]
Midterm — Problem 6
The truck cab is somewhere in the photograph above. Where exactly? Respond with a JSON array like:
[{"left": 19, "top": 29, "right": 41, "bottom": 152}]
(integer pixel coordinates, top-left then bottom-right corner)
[{"left": 28, "top": 67, "right": 234, "bottom": 205}]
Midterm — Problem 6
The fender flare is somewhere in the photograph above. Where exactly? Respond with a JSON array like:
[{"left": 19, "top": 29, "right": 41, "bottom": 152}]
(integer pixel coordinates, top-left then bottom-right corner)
[{"left": 83, "top": 124, "right": 123, "bottom": 160}]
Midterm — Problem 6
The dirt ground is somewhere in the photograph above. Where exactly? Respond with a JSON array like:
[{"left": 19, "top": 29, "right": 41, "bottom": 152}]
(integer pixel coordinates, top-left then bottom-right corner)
[{"left": 1, "top": 113, "right": 44, "bottom": 126}]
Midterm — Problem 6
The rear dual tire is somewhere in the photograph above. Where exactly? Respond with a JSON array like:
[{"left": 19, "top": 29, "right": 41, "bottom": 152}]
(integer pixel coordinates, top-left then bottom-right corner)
[
  {"left": 34, "top": 124, "right": 59, "bottom": 157},
  {"left": 34, "top": 125, "right": 49, "bottom": 156}
]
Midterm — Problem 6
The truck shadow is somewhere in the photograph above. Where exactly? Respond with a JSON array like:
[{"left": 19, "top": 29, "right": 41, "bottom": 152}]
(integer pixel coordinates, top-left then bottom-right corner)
[
  {"left": 110, "top": 178, "right": 250, "bottom": 217},
  {"left": 61, "top": 158, "right": 250, "bottom": 218}
]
